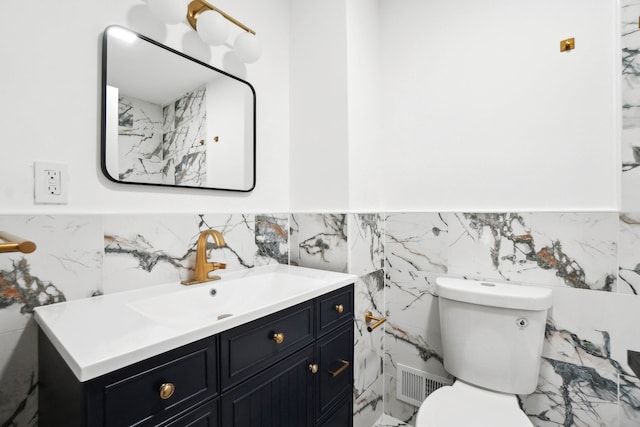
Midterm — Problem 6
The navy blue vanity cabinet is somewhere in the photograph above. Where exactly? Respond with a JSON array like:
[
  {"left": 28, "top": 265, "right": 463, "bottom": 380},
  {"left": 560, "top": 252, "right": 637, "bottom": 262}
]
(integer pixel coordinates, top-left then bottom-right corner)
[
  {"left": 38, "top": 334, "right": 219, "bottom": 427},
  {"left": 38, "top": 284, "right": 354, "bottom": 427}
]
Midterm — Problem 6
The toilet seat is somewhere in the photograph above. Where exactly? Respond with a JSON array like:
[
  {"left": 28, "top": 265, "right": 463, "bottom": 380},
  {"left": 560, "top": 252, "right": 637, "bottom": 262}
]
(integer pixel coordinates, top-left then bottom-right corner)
[{"left": 415, "top": 380, "right": 533, "bottom": 427}]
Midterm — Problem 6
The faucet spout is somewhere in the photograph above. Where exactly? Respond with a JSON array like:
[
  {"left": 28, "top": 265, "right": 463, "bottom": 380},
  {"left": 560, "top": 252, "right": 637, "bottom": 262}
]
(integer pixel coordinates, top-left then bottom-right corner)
[{"left": 181, "top": 229, "right": 227, "bottom": 285}]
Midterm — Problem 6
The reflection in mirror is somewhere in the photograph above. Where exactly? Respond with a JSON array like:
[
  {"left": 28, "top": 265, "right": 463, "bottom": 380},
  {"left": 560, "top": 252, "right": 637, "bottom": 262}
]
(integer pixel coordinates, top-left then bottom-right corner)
[{"left": 101, "top": 25, "right": 256, "bottom": 192}]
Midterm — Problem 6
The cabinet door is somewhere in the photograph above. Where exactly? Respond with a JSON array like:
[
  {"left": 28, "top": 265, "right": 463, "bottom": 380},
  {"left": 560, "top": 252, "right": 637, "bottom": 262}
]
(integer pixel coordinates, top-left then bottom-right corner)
[
  {"left": 220, "top": 345, "right": 315, "bottom": 427},
  {"left": 160, "top": 398, "right": 219, "bottom": 427},
  {"left": 317, "top": 324, "right": 353, "bottom": 419}
]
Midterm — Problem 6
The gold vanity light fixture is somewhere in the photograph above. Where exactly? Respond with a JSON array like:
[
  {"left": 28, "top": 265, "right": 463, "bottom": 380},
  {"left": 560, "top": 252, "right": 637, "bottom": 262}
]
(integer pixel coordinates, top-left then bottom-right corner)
[
  {"left": 0, "top": 231, "right": 36, "bottom": 254},
  {"left": 147, "top": 0, "right": 261, "bottom": 63}
]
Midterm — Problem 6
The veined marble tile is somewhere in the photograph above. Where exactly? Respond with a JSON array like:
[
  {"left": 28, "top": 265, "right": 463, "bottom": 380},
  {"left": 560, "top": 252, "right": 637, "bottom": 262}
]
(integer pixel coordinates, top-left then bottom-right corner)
[
  {"left": 0, "top": 321, "right": 38, "bottom": 427},
  {"left": 254, "top": 214, "right": 289, "bottom": 266},
  {"left": 289, "top": 214, "right": 348, "bottom": 273},
  {"left": 173, "top": 87, "right": 206, "bottom": 129},
  {"left": 448, "top": 213, "right": 617, "bottom": 291},
  {"left": 384, "top": 270, "right": 449, "bottom": 425},
  {"left": 542, "top": 285, "right": 640, "bottom": 377},
  {"left": 0, "top": 215, "right": 102, "bottom": 334},
  {"left": 353, "top": 270, "right": 385, "bottom": 427},
  {"left": 385, "top": 213, "right": 448, "bottom": 275},
  {"left": 522, "top": 358, "right": 619, "bottom": 427},
  {"left": 163, "top": 119, "right": 207, "bottom": 187},
  {"left": 118, "top": 95, "right": 164, "bottom": 184},
  {"left": 103, "top": 214, "right": 256, "bottom": 294},
  {"left": 619, "top": 213, "right": 640, "bottom": 294},
  {"left": 620, "top": 374, "right": 640, "bottom": 427},
  {"left": 349, "top": 213, "right": 384, "bottom": 276}
]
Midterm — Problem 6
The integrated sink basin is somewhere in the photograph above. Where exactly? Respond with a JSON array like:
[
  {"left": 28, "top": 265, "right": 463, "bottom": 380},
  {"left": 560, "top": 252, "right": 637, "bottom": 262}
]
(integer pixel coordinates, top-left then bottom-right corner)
[
  {"left": 127, "top": 271, "right": 328, "bottom": 326},
  {"left": 34, "top": 264, "right": 356, "bottom": 381}
]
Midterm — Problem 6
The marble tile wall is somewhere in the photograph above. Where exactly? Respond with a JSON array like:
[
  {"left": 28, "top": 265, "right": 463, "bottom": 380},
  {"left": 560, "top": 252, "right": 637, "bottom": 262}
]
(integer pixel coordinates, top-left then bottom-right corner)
[
  {"left": 3, "top": 211, "right": 640, "bottom": 427},
  {"left": 622, "top": 0, "right": 640, "bottom": 210},
  {"left": 162, "top": 87, "right": 207, "bottom": 186},
  {"left": 117, "top": 95, "right": 164, "bottom": 184},
  {"left": 383, "top": 212, "right": 640, "bottom": 427}
]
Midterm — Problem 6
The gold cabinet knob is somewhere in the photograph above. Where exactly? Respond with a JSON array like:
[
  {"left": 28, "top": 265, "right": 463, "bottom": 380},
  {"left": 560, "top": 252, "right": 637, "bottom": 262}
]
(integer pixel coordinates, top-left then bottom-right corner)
[
  {"left": 335, "top": 304, "right": 344, "bottom": 314},
  {"left": 309, "top": 363, "right": 319, "bottom": 374},
  {"left": 273, "top": 332, "right": 285, "bottom": 344},
  {"left": 159, "top": 382, "right": 175, "bottom": 400}
]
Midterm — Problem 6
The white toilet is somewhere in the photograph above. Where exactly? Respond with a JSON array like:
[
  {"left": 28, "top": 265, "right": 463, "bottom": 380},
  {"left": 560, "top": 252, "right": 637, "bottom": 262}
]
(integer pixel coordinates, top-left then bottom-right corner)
[{"left": 415, "top": 277, "right": 553, "bottom": 427}]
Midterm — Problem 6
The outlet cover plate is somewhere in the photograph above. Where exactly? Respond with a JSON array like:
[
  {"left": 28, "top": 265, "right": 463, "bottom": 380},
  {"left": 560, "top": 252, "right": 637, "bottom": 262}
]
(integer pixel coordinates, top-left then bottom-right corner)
[{"left": 34, "top": 161, "right": 68, "bottom": 204}]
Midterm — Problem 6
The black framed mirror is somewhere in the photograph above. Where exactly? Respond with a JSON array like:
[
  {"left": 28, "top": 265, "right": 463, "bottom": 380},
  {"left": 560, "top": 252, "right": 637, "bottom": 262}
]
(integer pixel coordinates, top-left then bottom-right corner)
[{"left": 101, "top": 25, "right": 256, "bottom": 192}]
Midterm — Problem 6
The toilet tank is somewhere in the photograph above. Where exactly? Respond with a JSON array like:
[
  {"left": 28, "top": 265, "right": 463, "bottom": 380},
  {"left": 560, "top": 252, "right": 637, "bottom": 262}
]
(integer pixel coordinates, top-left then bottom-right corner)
[{"left": 436, "top": 277, "right": 553, "bottom": 395}]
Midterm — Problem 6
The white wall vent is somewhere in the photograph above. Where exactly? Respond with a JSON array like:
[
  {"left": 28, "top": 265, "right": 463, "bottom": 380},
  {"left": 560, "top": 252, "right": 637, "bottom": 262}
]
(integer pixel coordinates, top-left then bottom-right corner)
[{"left": 396, "top": 363, "right": 453, "bottom": 407}]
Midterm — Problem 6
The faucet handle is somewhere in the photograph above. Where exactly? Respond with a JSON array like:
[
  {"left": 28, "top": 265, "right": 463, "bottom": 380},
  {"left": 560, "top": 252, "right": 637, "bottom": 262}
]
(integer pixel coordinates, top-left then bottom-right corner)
[{"left": 211, "top": 262, "right": 226, "bottom": 271}]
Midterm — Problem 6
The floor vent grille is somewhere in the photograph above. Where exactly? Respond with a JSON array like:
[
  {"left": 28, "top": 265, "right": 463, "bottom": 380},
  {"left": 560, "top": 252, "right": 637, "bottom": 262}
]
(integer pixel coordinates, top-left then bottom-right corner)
[{"left": 396, "top": 364, "right": 453, "bottom": 407}]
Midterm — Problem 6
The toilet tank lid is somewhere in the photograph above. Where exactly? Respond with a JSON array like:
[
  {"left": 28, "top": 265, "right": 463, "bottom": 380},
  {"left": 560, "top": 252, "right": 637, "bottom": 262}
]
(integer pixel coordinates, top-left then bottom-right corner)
[{"left": 436, "top": 277, "right": 553, "bottom": 311}]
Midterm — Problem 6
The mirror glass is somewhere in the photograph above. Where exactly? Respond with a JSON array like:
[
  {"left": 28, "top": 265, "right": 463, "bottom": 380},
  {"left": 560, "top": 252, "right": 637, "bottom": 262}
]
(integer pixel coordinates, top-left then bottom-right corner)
[{"left": 101, "top": 26, "right": 256, "bottom": 192}]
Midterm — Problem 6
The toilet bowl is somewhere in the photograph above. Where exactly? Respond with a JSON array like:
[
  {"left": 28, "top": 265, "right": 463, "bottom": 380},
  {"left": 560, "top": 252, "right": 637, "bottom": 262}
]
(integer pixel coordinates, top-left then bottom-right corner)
[
  {"left": 415, "top": 380, "right": 532, "bottom": 427},
  {"left": 414, "top": 277, "right": 552, "bottom": 427}
]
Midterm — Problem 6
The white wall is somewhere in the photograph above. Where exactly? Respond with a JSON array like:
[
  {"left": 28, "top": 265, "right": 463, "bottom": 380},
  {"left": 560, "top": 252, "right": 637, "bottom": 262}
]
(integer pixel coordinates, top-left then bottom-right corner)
[
  {"left": 346, "top": 0, "right": 385, "bottom": 211},
  {"left": 289, "top": 0, "right": 350, "bottom": 211},
  {"left": 377, "top": 0, "right": 618, "bottom": 212},
  {"left": 0, "top": 0, "right": 290, "bottom": 214}
]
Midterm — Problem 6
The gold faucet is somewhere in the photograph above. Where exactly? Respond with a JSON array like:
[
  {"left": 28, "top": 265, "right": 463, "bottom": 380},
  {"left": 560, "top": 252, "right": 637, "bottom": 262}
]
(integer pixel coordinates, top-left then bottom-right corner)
[{"left": 181, "top": 229, "right": 227, "bottom": 285}]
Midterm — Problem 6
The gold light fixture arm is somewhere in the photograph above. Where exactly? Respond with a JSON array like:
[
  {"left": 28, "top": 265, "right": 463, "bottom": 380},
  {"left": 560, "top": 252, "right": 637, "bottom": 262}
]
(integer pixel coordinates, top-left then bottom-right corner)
[
  {"left": 187, "top": 0, "right": 256, "bottom": 35},
  {"left": 0, "top": 231, "right": 36, "bottom": 254}
]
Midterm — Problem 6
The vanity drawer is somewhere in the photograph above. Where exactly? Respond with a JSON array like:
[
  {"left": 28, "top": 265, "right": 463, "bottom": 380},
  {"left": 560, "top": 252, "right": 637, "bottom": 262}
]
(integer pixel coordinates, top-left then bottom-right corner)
[
  {"left": 94, "top": 339, "right": 218, "bottom": 427},
  {"left": 220, "top": 300, "right": 314, "bottom": 390},
  {"left": 316, "top": 285, "right": 354, "bottom": 337}
]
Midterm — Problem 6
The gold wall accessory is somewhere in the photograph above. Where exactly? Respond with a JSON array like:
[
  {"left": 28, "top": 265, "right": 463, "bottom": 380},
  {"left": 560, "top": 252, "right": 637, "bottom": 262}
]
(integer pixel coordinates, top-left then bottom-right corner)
[
  {"left": 334, "top": 304, "right": 344, "bottom": 314},
  {"left": 560, "top": 38, "right": 575, "bottom": 52},
  {"left": 181, "top": 229, "right": 227, "bottom": 285},
  {"left": 272, "top": 332, "right": 285, "bottom": 344},
  {"left": 308, "top": 364, "right": 319, "bottom": 374},
  {"left": 0, "top": 231, "right": 37, "bottom": 254},
  {"left": 365, "top": 311, "right": 387, "bottom": 332},
  {"left": 159, "top": 382, "right": 175, "bottom": 399},
  {"left": 187, "top": 0, "right": 256, "bottom": 35},
  {"left": 328, "top": 360, "right": 350, "bottom": 377}
]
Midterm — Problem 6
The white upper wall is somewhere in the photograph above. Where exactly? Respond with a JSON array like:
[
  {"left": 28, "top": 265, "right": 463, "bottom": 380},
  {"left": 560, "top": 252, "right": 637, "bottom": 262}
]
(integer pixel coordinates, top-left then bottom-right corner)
[
  {"left": 289, "top": 0, "right": 350, "bottom": 212},
  {"left": 0, "top": 0, "right": 290, "bottom": 213},
  {"left": 376, "top": 0, "right": 618, "bottom": 211}
]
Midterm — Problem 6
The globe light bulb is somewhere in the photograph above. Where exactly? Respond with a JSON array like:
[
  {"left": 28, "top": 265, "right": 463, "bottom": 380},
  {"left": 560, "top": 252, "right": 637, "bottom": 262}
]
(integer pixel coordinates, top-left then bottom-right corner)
[
  {"left": 234, "top": 32, "right": 261, "bottom": 63},
  {"left": 196, "top": 10, "right": 229, "bottom": 46}
]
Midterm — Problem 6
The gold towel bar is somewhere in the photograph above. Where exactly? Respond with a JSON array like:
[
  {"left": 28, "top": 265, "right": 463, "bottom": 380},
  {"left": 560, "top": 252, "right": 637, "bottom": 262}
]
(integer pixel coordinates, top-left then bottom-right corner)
[
  {"left": 0, "top": 231, "right": 37, "bottom": 254},
  {"left": 365, "top": 311, "right": 387, "bottom": 332}
]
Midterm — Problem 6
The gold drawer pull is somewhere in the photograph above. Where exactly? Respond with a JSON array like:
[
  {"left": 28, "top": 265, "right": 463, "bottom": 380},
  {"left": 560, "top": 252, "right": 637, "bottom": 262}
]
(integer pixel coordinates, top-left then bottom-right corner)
[
  {"left": 159, "top": 382, "right": 175, "bottom": 400},
  {"left": 328, "top": 359, "right": 350, "bottom": 377},
  {"left": 309, "top": 363, "right": 319, "bottom": 374},
  {"left": 273, "top": 332, "right": 285, "bottom": 344},
  {"left": 334, "top": 304, "right": 344, "bottom": 313}
]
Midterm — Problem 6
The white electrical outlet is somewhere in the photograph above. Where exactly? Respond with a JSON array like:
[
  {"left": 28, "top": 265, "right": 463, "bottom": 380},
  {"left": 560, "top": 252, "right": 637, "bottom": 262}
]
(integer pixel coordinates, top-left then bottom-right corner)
[{"left": 34, "top": 162, "right": 68, "bottom": 204}]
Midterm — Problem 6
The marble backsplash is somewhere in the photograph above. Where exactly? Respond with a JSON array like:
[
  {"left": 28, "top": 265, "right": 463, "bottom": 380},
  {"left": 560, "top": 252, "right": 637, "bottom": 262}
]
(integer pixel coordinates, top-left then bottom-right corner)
[{"left": 2, "top": 211, "right": 640, "bottom": 427}]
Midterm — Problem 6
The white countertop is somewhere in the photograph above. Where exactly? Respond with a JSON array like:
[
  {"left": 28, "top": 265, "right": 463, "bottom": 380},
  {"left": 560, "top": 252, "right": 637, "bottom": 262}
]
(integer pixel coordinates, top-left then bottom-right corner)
[{"left": 34, "top": 264, "right": 356, "bottom": 382}]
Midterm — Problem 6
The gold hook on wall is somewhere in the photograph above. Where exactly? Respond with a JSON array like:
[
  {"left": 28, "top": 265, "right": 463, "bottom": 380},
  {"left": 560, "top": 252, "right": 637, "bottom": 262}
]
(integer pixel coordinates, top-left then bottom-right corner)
[
  {"left": 365, "top": 311, "right": 387, "bottom": 332},
  {"left": 0, "top": 231, "right": 37, "bottom": 254}
]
